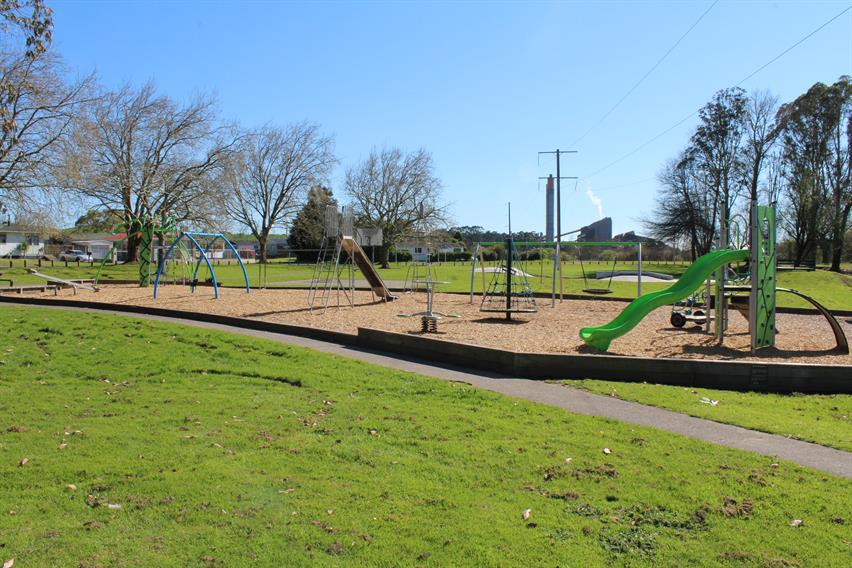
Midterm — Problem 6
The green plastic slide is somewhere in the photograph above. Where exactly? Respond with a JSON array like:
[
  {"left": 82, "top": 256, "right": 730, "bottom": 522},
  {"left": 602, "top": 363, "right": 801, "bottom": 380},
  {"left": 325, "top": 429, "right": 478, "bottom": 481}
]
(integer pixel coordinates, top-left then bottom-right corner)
[{"left": 579, "top": 249, "right": 749, "bottom": 352}]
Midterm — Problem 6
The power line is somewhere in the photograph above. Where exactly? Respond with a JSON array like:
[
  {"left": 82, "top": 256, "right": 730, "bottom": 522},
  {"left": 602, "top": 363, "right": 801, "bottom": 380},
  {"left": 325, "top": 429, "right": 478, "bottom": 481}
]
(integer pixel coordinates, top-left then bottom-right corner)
[
  {"left": 735, "top": 5, "right": 852, "bottom": 87},
  {"left": 569, "top": 0, "right": 719, "bottom": 148},
  {"left": 579, "top": 3, "right": 852, "bottom": 182}
]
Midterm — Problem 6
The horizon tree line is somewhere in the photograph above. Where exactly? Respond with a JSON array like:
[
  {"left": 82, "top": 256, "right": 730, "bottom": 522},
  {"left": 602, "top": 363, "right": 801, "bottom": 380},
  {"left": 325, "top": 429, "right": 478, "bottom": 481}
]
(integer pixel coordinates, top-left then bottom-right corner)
[{"left": 646, "top": 78, "right": 851, "bottom": 271}]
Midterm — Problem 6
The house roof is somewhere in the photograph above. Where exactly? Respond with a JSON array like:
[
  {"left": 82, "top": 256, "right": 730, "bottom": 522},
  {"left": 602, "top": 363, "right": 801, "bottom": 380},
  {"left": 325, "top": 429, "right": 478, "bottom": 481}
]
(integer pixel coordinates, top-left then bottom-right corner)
[{"left": 0, "top": 223, "right": 46, "bottom": 234}]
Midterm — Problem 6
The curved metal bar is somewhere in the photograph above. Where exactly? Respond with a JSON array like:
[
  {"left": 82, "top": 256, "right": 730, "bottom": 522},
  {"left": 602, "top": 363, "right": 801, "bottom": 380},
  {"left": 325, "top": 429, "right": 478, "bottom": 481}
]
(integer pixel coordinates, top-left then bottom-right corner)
[
  {"left": 220, "top": 236, "right": 251, "bottom": 293},
  {"left": 154, "top": 231, "right": 244, "bottom": 300}
]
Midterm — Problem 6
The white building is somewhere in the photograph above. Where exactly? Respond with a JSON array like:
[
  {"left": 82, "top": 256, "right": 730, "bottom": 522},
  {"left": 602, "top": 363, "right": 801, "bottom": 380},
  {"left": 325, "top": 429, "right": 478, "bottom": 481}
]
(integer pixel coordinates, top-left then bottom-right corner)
[
  {"left": 0, "top": 224, "right": 46, "bottom": 258},
  {"left": 395, "top": 241, "right": 466, "bottom": 262}
]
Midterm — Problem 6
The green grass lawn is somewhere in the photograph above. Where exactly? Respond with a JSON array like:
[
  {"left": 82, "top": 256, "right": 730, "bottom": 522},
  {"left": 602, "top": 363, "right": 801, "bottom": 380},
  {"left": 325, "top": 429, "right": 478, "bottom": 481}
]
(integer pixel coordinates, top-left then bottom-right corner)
[
  {"left": 1, "top": 306, "right": 850, "bottom": 566},
  {"left": 556, "top": 380, "right": 852, "bottom": 452},
  {"left": 3, "top": 257, "right": 851, "bottom": 311}
]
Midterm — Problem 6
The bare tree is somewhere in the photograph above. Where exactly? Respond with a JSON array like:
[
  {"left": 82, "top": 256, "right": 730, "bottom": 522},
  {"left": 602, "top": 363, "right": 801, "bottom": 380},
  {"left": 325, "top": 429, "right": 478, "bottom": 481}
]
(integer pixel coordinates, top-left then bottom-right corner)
[
  {"left": 58, "top": 82, "right": 232, "bottom": 260},
  {"left": 0, "top": 0, "right": 53, "bottom": 59},
  {"left": 761, "top": 152, "right": 786, "bottom": 205},
  {"left": 742, "top": 90, "right": 779, "bottom": 208},
  {"left": 0, "top": 2, "right": 91, "bottom": 225},
  {"left": 689, "top": 87, "right": 748, "bottom": 244},
  {"left": 345, "top": 147, "right": 445, "bottom": 268},
  {"left": 222, "top": 123, "right": 335, "bottom": 263},
  {"left": 644, "top": 153, "right": 716, "bottom": 260},
  {"left": 0, "top": 52, "right": 92, "bottom": 210}
]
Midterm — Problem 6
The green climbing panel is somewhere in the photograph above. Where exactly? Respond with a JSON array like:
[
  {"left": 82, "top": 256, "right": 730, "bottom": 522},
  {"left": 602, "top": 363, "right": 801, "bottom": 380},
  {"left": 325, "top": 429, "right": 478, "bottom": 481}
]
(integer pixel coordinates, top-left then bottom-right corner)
[
  {"left": 139, "top": 223, "right": 153, "bottom": 287},
  {"left": 750, "top": 205, "right": 776, "bottom": 350}
]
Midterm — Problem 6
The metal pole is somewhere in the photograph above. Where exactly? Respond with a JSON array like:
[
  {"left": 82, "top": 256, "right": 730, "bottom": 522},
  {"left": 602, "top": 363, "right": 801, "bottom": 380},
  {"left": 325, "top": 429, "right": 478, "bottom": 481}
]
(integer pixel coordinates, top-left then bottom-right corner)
[
  {"left": 469, "top": 243, "right": 479, "bottom": 304},
  {"left": 551, "top": 242, "right": 557, "bottom": 307},
  {"left": 637, "top": 242, "right": 642, "bottom": 297},
  {"left": 716, "top": 190, "right": 728, "bottom": 343},
  {"left": 556, "top": 150, "right": 563, "bottom": 301},
  {"left": 749, "top": 198, "right": 757, "bottom": 353},
  {"left": 505, "top": 237, "right": 512, "bottom": 320}
]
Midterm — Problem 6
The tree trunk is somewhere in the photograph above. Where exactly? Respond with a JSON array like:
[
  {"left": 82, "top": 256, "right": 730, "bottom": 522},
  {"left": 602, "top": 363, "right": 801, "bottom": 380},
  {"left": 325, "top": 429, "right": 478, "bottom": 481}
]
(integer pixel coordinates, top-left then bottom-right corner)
[
  {"left": 258, "top": 234, "right": 268, "bottom": 264},
  {"left": 126, "top": 229, "right": 140, "bottom": 264},
  {"left": 379, "top": 242, "right": 391, "bottom": 269},
  {"left": 830, "top": 246, "right": 843, "bottom": 272}
]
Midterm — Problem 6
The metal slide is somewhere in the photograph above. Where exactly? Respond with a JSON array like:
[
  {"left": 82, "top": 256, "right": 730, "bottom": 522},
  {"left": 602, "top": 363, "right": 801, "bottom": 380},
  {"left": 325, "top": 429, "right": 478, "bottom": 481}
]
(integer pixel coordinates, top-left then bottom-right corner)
[
  {"left": 727, "top": 285, "right": 848, "bottom": 354},
  {"left": 579, "top": 249, "right": 749, "bottom": 352},
  {"left": 340, "top": 237, "right": 397, "bottom": 301},
  {"left": 26, "top": 269, "right": 99, "bottom": 292}
]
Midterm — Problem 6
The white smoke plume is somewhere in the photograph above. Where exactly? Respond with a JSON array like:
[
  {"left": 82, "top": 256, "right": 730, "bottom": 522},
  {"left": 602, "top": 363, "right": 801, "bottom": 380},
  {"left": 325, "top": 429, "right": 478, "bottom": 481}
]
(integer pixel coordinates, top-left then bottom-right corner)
[{"left": 586, "top": 188, "right": 603, "bottom": 219}]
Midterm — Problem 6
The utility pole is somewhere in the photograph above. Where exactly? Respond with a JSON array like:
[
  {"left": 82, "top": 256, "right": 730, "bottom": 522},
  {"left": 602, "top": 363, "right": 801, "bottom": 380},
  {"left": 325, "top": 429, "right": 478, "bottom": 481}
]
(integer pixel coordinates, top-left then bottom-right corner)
[{"left": 538, "top": 148, "right": 578, "bottom": 302}]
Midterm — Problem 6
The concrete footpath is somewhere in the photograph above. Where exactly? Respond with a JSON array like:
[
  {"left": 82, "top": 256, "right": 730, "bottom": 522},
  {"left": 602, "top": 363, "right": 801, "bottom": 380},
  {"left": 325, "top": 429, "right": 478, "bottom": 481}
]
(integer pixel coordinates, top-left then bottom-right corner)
[{"left": 16, "top": 304, "right": 852, "bottom": 479}]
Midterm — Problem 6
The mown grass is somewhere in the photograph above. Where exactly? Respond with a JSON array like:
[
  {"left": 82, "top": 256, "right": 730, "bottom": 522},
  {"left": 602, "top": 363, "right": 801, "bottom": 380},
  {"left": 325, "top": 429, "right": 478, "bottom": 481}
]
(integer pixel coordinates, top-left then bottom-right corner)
[
  {"left": 0, "top": 306, "right": 850, "bottom": 567},
  {"left": 3, "top": 258, "right": 851, "bottom": 310},
  {"left": 556, "top": 380, "right": 852, "bottom": 452}
]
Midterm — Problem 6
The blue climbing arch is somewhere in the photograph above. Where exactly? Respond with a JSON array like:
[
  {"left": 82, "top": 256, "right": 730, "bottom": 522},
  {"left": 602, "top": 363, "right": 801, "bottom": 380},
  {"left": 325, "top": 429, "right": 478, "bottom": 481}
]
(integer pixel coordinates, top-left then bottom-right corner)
[{"left": 153, "top": 232, "right": 250, "bottom": 299}]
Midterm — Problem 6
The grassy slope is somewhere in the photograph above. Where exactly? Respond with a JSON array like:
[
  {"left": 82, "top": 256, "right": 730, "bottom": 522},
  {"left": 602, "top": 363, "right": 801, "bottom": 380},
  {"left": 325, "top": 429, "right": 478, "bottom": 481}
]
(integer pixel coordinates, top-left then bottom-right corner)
[
  {"left": 557, "top": 380, "right": 852, "bottom": 452},
  {"left": 3, "top": 258, "right": 851, "bottom": 310},
  {"left": 0, "top": 307, "right": 850, "bottom": 567}
]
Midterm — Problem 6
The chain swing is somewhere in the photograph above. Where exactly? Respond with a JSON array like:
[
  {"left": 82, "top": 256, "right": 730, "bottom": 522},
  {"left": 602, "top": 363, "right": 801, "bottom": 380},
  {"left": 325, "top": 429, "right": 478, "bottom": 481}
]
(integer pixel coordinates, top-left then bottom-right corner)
[{"left": 577, "top": 245, "right": 617, "bottom": 295}]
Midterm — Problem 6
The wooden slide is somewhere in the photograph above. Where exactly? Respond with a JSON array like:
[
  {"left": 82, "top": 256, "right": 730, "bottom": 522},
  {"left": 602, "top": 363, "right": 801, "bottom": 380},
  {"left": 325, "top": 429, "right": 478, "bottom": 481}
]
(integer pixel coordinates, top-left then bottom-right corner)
[
  {"left": 340, "top": 237, "right": 397, "bottom": 301},
  {"left": 726, "top": 285, "right": 848, "bottom": 354}
]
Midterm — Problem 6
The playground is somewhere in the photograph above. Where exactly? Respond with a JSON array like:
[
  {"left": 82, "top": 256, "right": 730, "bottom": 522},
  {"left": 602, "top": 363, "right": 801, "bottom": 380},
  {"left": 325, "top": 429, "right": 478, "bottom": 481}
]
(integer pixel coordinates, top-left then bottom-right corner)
[{"left": 10, "top": 284, "right": 850, "bottom": 365}]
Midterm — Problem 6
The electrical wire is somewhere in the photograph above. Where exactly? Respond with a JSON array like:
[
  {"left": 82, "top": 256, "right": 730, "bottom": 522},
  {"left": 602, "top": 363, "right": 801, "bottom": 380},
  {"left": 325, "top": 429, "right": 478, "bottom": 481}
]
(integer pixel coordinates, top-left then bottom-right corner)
[
  {"left": 569, "top": 0, "right": 719, "bottom": 148},
  {"left": 580, "top": 3, "right": 852, "bottom": 182}
]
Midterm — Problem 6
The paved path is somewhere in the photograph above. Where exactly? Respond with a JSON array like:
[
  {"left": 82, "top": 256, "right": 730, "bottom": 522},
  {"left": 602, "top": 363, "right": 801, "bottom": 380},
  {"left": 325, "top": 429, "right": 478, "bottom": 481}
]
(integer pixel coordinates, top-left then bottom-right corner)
[{"left": 15, "top": 303, "right": 852, "bottom": 478}]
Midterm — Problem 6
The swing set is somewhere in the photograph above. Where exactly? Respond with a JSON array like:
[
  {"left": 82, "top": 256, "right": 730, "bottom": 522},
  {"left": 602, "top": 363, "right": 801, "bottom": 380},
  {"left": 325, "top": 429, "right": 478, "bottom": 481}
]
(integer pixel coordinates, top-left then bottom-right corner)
[
  {"left": 470, "top": 240, "right": 643, "bottom": 304},
  {"left": 573, "top": 241, "right": 642, "bottom": 295},
  {"left": 153, "top": 232, "right": 250, "bottom": 299}
]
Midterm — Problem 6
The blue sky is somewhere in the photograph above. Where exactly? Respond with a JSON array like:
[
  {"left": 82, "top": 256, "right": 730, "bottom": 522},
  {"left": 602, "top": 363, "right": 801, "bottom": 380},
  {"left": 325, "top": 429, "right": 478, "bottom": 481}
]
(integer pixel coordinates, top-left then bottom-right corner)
[{"left": 51, "top": 0, "right": 852, "bottom": 235}]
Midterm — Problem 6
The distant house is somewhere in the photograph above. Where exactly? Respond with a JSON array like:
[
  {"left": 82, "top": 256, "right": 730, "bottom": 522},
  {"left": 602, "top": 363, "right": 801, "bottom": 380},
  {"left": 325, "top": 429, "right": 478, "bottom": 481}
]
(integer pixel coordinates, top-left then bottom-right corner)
[
  {"left": 71, "top": 233, "right": 126, "bottom": 261},
  {"left": 0, "top": 223, "right": 47, "bottom": 258},
  {"left": 266, "top": 237, "right": 290, "bottom": 258},
  {"left": 395, "top": 241, "right": 466, "bottom": 262}
]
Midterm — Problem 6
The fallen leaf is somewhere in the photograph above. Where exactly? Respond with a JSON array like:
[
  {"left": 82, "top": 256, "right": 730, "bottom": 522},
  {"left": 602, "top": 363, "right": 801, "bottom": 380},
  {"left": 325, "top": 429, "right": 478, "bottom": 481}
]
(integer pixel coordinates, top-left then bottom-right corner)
[
  {"left": 565, "top": 457, "right": 573, "bottom": 464},
  {"left": 327, "top": 509, "right": 334, "bottom": 516},
  {"left": 18, "top": 458, "right": 28, "bottom": 467},
  {"left": 107, "top": 503, "right": 121, "bottom": 510},
  {"left": 66, "top": 484, "right": 77, "bottom": 491},
  {"left": 789, "top": 519, "right": 803, "bottom": 527},
  {"left": 522, "top": 508, "right": 532, "bottom": 520},
  {"left": 603, "top": 448, "right": 612, "bottom": 455}
]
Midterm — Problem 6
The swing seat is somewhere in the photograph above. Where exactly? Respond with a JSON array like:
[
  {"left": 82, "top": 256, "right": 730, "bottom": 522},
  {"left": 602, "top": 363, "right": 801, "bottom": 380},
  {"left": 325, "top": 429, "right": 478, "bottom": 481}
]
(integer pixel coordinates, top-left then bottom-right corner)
[
  {"left": 583, "top": 288, "right": 613, "bottom": 295},
  {"left": 480, "top": 306, "right": 538, "bottom": 313}
]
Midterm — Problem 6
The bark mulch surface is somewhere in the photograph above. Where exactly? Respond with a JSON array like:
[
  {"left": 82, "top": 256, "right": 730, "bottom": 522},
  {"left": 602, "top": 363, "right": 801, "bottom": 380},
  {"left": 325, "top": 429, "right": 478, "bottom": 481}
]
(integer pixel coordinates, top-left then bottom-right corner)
[{"left": 13, "top": 284, "right": 851, "bottom": 366}]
